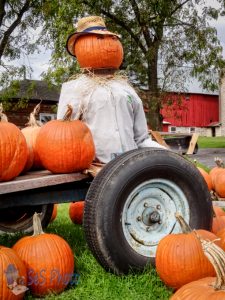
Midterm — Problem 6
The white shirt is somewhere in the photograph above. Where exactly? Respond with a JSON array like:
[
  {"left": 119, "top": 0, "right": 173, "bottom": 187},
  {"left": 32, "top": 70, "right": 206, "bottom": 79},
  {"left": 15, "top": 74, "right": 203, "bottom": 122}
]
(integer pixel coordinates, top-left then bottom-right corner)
[{"left": 57, "top": 75, "right": 165, "bottom": 163}]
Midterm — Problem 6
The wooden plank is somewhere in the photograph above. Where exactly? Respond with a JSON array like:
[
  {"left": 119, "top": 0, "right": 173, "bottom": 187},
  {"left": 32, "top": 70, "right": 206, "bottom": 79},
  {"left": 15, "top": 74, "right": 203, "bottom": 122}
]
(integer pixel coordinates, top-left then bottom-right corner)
[
  {"left": 0, "top": 170, "right": 88, "bottom": 195},
  {"left": 186, "top": 133, "right": 199, "bottom": 155},
  {"left": 150, "top": 130, "right": 170, "bottom": 149}
]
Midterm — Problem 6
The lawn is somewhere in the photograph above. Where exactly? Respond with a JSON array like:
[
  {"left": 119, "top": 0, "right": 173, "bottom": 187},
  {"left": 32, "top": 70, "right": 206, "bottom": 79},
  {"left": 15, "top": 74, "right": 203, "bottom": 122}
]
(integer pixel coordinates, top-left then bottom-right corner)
[
  {"left": 198, "top": 136, "right": 225, "bottom": 148},
  {"left": 0, "top": 204, "right": 173, "bottom": 300}
]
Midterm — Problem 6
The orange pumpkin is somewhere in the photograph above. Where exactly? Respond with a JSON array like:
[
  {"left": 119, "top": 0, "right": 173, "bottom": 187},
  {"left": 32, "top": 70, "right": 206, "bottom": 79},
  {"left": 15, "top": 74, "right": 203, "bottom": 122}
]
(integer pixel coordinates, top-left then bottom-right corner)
[
  {"left": 50, "top": 204, "right": 58, "bottom": 222},
  {"left": 36, "top": 105, "right": 95, "bottom": 173},
  {"left": 13, "top": 213, "right": 74, "bottom": 297},
  {"left": 213, "top": 206, "right": 225, "bottom": 217},
  {"left": 156, "top": 214, "right": 219, "bottom": 290},
  {"left": 214, "top": 169, "right": 225, "bottom": 198},
  {"left": 74, "top": 34, "right": 124, "bottom": 69},
  {"left": 215, "top": 228, "right": 225, "bottom": 251},
  {"left": 212, "top": 216, "right": 225, "bottom": 234},
  {"left": 197, "top": 167, "right": 213, "bottom": 191},
  {"left": 209, "top": 157, "right": 224, "bottom": 190},
  {"left": 69, "top": 201, "right": 84, "bottom": 224},
  {"left": 170, "top": 237, "right": 225, "bottom": 299},
  {"left": 0, "top": 105, "right": 28, "bottom": 181},
  {"left": 21, "top": 103, "right": 43, "bottom": 171},
  {"left": 0, "top": 246, "right": 27, "bottom": 300}
]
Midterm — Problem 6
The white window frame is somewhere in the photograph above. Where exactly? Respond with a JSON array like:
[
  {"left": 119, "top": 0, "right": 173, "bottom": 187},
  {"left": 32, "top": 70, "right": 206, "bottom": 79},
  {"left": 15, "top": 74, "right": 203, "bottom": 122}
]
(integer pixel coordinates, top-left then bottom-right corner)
[{"left": 169, "top": 126, "right": 177, "bottom": 133}]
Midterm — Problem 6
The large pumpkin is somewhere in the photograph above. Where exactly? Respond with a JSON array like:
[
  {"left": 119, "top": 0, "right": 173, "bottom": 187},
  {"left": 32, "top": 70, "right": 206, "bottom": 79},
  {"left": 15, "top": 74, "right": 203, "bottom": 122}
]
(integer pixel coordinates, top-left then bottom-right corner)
[
  {"left": 209, "top": 157, "right": 224, "bottom": 190},
  {"left": 0, "top": 246, "right": 27, "bottom": 300},
  {"left": 74, "top": 34, "right": 124, "bottom": 69},
  {"left": 13, "top": 213, "right": 74, "bottom": 297},
  {"left": 0, "top": 105, "right": 28, "bottom": 181},
  {"left": 36, "top": 105, "right": 95, "bottom": 173},
  {"left": 156, "top": 214, "right": 219, "bottom": 290},
  {"left": 170, "top": 236, "right": 225, "bottom": 299},
  {"left": 21, "top": 103, "right": 43, "bottom": 171}
]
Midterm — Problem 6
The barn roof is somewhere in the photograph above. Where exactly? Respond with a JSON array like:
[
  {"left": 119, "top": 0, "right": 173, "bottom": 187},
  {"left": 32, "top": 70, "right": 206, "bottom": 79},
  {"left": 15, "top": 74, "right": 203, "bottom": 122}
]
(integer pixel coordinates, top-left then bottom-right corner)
[{"left": 0, "top": 79, "right": 60, "bottom": 102}]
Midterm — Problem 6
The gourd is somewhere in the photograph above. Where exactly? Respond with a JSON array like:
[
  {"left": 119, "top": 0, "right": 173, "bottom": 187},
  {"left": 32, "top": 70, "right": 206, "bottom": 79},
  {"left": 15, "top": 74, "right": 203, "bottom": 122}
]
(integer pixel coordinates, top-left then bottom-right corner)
[
  {"left": 75, "top": 34, "right": 124, "bottom": 69},
  {"left": 0, "top": 104, "right": 28, "bottom": 181},
  {"left": 21, "top": 103, "right": 43, "bottom": 171},
  {"left": 170, "top": 234, "right": 225, "bottom": 299},
  {"left": 156, "top": 213, "right": 220, "bottom": 290},
  {"left": 69, "top": 201, "right": 84, "bottom": 224},
  {"left": 13, "top": 213, "right": 74, "bottom": 297},
  {"left": 36, "top": 105, "right": 95, "bottom": 173},
  {"left": 0, "top": 246, "right": 27, "bottom": 300}
]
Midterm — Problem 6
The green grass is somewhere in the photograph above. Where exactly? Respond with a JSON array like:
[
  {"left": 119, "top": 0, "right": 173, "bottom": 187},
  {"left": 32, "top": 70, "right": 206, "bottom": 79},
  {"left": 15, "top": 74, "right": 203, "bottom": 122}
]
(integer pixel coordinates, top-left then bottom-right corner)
[
  {"left": 198, "top": 136, "right": 225, "bottom": 148},
  {"left": 0, "top": 204, "right": 173, "bottom": 300}
]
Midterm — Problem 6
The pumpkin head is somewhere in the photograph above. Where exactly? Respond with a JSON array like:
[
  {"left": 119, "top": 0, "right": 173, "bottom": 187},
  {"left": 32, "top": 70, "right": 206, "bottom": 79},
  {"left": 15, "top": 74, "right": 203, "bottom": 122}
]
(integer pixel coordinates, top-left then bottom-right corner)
[
  {"left": 36, "top": 105, "right": 95, "bottom": 173},
  {"left": 74, "top": 34, "right": 124, "bottom": 69},
  {"left": 0, "top": 246, "right": 27, "bottom": 300},
  {"left": 12, "top": 213, "right": 74, "bottom": 297},
  {"left": 156, "top": 213, "right": 219, "bottom": 290},
  {"left": 170, "top": 235, "right": 225, "bottom": 299},
  {"left": 0, "top": 104, "right": 28, "bottom": 181},
  {"left": 21, "top": 103, "right": 43, "bottom": 171},
  {"left": 69, "top": 201, "right": 84, "bottom": 224}
]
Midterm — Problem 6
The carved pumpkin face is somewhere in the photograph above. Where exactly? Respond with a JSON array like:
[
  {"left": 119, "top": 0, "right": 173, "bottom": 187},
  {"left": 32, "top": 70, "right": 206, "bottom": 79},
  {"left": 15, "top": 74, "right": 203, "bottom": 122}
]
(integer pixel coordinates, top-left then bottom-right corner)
[{"left": 74, "top": 34, "right": 124, "bottom": 69}]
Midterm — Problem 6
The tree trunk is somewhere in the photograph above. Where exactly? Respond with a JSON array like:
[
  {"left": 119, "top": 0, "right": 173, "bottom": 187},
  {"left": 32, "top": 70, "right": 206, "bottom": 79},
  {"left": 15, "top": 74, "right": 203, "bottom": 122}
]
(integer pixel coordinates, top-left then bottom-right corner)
[{"left": 145, "top": 45, "right": 162, "bottom": 131}]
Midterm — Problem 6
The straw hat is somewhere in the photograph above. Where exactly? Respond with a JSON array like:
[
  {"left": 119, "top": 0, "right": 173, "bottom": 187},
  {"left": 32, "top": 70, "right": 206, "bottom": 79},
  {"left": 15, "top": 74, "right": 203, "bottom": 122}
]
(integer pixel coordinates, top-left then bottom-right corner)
[{"left": 66, "top": 16, "right": 120, "bottom": 57}]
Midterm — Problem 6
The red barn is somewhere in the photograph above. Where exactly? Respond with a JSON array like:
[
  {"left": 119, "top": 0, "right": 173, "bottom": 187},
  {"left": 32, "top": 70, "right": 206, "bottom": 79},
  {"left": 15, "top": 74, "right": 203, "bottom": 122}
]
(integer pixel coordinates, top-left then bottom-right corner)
[{"left": 161, "top": 91, "right": 220, "bottom": 136}]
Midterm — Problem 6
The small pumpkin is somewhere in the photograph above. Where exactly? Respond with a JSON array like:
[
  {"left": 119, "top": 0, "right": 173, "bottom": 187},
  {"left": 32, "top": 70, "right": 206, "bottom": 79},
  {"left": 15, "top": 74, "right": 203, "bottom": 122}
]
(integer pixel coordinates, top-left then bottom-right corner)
[
  {"left": 50, "top": 204, "right": 58, "bottom": 222},
  {"left": 13, "top": 213, "right": 74, "bottom": 297},
  {"left": 197, "top": 166, "right": 213, "bottom": 191},
  {"left": 36, "top": 105, "right": 95, "bottom": 173},
  {"left": 74, "top": 34, "right": 124, "bottom": 69},
  {"left": 21, "top": 103, "right": 43, "bottom": 171},
  {"left": 209, "top": 157, "right": 224, "bottom": 190},
  {"left": 212, "top": 215, "right": 225, "bottom": 234},
  {"left": 213, "top": 206, "right": 225, "bottom": 217},
  {"left": 214, "top": 168, "right": 225, "bottom": 198},
  {"left": 69, "top": 201, "right": 84, "bottom": 224},
  {"left": 0, "top": 246, "right": 27, "bottom": 300},
  {"left": 0, "top": 104, "right": 28, "bottom": 181},
  {"left": 156, "top": 213, "right": 219, "bottom": 290},
  {"left": 170, "top": 234, "right": 225, "bottom": 299}
]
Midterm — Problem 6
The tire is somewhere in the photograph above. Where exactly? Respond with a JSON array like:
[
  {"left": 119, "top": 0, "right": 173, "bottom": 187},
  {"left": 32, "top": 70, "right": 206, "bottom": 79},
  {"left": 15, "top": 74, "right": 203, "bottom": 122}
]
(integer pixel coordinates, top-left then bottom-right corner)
[
  {"left": 0, "top": 204, "right": 54, "bottom": 234},
  {"left": 83, "top": 148, "right": 212, "bottom": 275}
]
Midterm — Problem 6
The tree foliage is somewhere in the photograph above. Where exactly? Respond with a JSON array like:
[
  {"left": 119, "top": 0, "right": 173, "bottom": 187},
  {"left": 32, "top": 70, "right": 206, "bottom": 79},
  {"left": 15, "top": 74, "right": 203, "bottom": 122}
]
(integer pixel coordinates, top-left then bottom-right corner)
[{"left": 1, "top": 1, "right": 225, "bottom": 128}]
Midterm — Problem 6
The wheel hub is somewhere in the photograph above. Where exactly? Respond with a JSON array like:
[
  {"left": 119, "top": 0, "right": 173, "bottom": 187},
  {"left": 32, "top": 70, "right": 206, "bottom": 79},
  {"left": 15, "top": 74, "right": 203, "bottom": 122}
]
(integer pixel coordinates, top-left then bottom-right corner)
[{"left": 122, "top": 179, "right": 190, "bottom": 257}]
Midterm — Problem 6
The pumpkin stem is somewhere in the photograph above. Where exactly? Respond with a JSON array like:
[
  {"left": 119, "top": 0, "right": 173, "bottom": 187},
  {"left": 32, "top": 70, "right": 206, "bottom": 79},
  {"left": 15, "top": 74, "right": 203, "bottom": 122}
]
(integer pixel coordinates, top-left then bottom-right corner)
[
  {"left": 214, "top": 157, "right": 224, "bottom": 168},
  {"left": 32, "top": 212, "right": 44, "bottom": 236},
  {"left": 0, "top": 103, "right": 8, "bottom": 122},
  {"left": 63, "top": 104, "right": 73, "bottom": 121},
  {"left": 175, "top": 213, "right": 192, "bottom": 233},
  {"left": 26, "top": 103, "right": 41, "bottom": 127},
  {"left": 196, "top": 231, "right": 225, "bottom": 290}
]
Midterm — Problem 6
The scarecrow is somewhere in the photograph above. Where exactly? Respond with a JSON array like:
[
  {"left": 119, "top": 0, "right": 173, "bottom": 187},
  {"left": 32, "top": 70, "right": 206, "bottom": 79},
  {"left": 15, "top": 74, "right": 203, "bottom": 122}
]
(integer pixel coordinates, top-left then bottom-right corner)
[{"left": 57, "top": 16, "right": 165, "bottom": 163}]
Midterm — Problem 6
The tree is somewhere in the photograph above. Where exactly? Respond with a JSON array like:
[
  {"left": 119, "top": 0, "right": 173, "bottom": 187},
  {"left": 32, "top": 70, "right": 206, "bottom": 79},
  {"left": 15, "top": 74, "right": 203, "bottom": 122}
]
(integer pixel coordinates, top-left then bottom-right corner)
[
  {"left": 0, "top": 0, "right": 46, "bottom": 108},
  {"left": 42, "top": 0, "right": 225, "bottom": 130},
  {"left": 1, "top": 1, "right": 225, "bottom": 129}
]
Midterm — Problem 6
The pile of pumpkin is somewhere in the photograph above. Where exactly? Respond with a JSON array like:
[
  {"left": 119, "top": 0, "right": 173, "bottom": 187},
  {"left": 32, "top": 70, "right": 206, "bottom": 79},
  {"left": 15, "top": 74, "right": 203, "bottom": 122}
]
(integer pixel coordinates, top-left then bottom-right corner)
[
  {"left": 156, "top": 211, "right": 225, "bottom": 299},
  {"left": 0, "top": 103, "right": 95, "bottom": 182},
  {"left": 197, "top": 158, "right": 225, "bottom": 199}
]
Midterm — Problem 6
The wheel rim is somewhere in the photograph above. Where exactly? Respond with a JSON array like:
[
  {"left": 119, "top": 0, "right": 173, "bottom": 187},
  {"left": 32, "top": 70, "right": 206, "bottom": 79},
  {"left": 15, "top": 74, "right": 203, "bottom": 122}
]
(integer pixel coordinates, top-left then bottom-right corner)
[{"left": 122, "top": 178, "right": 190, "bottom": 257}]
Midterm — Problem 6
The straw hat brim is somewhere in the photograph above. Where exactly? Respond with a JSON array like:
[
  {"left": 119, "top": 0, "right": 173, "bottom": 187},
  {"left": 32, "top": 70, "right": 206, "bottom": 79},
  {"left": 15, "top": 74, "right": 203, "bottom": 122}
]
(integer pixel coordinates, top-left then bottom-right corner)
[{"left": 66, "top": 31, "right": 120, "bottom": 57}]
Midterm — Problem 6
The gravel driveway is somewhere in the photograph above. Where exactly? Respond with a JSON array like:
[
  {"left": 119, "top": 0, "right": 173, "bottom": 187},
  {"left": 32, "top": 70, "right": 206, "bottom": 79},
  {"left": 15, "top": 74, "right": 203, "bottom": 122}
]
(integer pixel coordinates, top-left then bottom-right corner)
[{"left": 186, "top": 148, "right": 225, "bottom": 169}]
